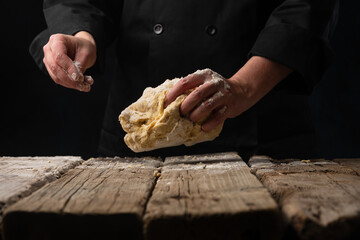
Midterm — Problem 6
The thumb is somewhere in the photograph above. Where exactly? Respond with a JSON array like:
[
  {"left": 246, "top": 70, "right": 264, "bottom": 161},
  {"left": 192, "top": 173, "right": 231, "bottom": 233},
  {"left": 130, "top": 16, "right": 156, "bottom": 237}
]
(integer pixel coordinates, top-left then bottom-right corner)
[{"left": 73, "top": 31, "right": 97, "bottom": 74}]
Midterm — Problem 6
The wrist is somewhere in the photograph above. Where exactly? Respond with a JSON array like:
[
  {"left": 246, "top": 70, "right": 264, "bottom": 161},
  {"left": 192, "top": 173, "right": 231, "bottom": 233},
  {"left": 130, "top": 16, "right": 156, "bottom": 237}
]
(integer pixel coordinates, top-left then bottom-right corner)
[
  {"left": 230, "top": 56, "right": 292, "bottom": 101},
  {"left": 227, "top": 76, "right": 253, "bottom": 100}
]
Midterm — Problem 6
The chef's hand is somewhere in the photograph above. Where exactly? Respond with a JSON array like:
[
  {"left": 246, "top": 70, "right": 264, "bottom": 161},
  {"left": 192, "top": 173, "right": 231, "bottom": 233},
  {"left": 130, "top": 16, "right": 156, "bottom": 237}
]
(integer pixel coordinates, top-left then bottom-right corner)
[
  {"left": 43, "top": 31, "right": 97, "bottom": 92},
  {"left": 165, "top": 56, "right": 292, "bottom": 132}
]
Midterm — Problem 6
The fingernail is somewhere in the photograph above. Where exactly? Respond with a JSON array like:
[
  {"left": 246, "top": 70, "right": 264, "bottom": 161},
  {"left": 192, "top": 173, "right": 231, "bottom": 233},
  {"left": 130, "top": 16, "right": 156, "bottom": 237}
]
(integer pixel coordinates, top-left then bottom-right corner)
[
  {"left": 84, "top": 75, "right": 94, "bottom": 84},
  {"left": 77, "top": 83, "right": 90, "bottom": 92}
]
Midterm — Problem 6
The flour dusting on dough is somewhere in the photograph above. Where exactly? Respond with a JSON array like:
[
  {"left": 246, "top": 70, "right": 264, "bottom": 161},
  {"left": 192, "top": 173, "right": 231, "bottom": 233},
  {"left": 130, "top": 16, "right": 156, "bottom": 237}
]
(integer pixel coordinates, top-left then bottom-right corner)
[{"left": 119, "top": 69, "right": 224, "bottom": 152}]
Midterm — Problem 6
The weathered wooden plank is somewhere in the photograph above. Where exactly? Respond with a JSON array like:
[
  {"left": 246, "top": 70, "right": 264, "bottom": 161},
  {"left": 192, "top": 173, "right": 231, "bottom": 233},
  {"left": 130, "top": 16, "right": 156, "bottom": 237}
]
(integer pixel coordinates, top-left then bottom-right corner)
[
  {"left": 0, "top": 156, "right": 83, "bottom": 235},
  {"left": 3, "top": 157, "right": 162, "bottom": 240},
  {"left": 333, "top": 158, "right": 360, "bottom": 175},
  {"left": 249, "top": 156, "right": 360, "bottom": 240},
  {"left": 164, "top": 152, "right": 242, "bottom": 165},
  {"left": 143, "top": 152, "right": 282, "bottom": 240}
]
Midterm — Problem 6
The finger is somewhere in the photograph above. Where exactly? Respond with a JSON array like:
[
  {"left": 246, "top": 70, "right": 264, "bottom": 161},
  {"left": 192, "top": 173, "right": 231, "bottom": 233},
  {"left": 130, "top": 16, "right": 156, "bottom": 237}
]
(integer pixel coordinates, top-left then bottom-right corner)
[
  {"left": 201, "top": 106, "right": 228, "bottom": 132},
  {"left": 43, "top": 44, "right": 62, "bottom": 84},
  {"left": 73, "top": 51, "right": 91, "bottom": 74},
  {"left": 84, "top": 75, "right": 94, "bottom": 85},
  {"left": 49, "top": 35, "right": 84, "bottom": 82},
  {"left": 76, "top": 82, "right": 92, "bottom": 92},
  {"left": 189, "top": 91, "right": 227, "bottom": 122},
  {"left": 164, "top": 73, "right": 206, "bottom": 108},
  {"left": 43, "top": 48, "right": 69, "bottom": 86},
  {"left": 44, "top": 49, "right": 77, "bottom": 88},
  {"left": 44, "top": 52, "right": 89, "bottom": 92},
  {"left": 44, "top": 57, "right": 63, "bottom": 86},
  {"left": 180, "top": 81, "right": 219, "bottom": 116}
]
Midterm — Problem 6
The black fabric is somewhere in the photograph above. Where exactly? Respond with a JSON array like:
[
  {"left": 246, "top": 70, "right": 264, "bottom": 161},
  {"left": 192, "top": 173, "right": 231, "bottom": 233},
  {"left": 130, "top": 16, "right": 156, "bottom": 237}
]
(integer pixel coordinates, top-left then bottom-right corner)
[
  {"left": 30, "top": 0, "right": 338, "bottom": 159},
  {"left": 251, "top": 0, "right": 338, "bottom": 94}
]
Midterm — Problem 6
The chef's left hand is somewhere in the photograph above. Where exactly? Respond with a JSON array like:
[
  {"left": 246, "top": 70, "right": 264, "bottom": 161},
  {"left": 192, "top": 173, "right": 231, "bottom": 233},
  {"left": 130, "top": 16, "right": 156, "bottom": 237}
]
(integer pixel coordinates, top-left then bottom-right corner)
[{"left": 165, "top": 56, "right": 293, "bottom": 132}]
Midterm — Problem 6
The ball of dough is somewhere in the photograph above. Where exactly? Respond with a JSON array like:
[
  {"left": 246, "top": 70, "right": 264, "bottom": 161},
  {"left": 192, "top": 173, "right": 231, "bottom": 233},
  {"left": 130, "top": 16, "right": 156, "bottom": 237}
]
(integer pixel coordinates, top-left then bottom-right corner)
[{"left": 119, "top": 69, "right": 224, "bottom": 152}]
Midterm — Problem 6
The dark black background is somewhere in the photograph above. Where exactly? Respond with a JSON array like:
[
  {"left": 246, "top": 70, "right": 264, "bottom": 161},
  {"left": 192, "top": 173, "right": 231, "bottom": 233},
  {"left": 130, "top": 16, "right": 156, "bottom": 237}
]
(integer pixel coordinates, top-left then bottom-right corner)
[{"left": 1, "top": 1, "right": 359, "bottom": 159}]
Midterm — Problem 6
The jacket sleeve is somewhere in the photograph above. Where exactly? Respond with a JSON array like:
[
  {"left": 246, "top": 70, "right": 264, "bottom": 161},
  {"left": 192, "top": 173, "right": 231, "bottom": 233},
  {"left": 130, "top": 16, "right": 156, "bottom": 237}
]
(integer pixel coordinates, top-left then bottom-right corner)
[
  {"left": 29, "top": 0, "right": 122, "bottom": 74},
  {"left": 250, "top": 0, "right": 339, "bottom": 94}
]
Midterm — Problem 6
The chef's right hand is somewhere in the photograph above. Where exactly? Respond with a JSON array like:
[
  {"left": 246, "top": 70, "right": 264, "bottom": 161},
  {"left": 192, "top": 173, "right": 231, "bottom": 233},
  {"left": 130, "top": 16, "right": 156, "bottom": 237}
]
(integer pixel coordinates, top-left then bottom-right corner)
[{"left": 43, "top": 31, "right": 97, "bottom": 92}]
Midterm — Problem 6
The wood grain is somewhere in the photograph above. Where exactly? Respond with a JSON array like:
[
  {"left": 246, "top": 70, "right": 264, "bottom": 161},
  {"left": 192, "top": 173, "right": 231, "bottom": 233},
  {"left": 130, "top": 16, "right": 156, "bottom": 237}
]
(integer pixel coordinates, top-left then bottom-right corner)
[
  {"left": 249, "top": 156, "right": 360, "bottom": 240},
  {"left": 0, "top": 156, "right": 83, "bottom": 235},
  {"left": 143, "top": 152, "right": 282, "bottom": 240},
  {"left": 3, "top": 157, "right": 161, "bottom": 240},
  {"left": 333, "top": 158, "right": 360, "bottom": 175}
]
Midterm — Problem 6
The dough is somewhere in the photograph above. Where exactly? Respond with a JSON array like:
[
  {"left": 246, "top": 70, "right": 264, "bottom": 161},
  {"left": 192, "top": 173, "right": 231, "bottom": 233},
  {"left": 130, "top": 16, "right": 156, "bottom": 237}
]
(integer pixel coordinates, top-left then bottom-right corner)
[{"left": 119, "top": 69, "right": 224, "bottom": 152}]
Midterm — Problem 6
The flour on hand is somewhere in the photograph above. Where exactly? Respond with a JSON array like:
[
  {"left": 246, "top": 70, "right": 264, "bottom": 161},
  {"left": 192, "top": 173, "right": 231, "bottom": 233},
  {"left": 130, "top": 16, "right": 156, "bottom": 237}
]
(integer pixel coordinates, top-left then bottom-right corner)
[{"left": 119, "top": 69, "right": 225, "bottom": 152}]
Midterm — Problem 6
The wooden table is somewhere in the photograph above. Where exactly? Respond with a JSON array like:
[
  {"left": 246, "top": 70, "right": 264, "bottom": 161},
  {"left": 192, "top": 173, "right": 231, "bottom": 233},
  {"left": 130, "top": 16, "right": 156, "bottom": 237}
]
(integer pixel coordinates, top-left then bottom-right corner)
[{"left": 1, "top": 154, "right": 359, "bottom": 240}]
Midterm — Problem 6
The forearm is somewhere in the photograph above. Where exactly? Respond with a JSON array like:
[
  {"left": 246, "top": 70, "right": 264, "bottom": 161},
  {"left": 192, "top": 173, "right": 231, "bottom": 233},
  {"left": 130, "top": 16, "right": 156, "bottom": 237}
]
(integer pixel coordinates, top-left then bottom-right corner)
[{"left": 228, "top": 56, "right": 293, "bottom": 103}]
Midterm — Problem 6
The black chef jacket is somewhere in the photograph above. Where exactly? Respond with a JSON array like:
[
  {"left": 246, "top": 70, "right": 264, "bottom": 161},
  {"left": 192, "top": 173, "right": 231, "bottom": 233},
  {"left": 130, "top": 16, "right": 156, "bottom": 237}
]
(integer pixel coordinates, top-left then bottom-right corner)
[{"left": 30, "top": 0, "right": 338, "bottom": 160}]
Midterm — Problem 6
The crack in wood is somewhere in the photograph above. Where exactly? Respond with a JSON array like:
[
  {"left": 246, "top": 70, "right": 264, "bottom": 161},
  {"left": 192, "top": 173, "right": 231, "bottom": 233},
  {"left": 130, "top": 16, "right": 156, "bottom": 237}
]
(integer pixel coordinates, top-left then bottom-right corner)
[
  {"left": 60, "top": 173, "right": 92, "bottom": 213},
  {"left": 143, "top": 153, "right": 281, "bottom": 240},
  {"left": 248, "top": 156, "right": 360, "bottom": 240},
  {"left": 84, "top": 174, "right": 111, "bottom": 212},
  {"left": 141, "top": 167, "right": 162, "bottom": 219}
]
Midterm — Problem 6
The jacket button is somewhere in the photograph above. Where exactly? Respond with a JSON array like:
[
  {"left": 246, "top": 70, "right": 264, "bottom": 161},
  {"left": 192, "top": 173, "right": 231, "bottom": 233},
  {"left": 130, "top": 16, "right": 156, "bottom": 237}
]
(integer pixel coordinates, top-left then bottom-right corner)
[
  {"left": 153, "top": 24, "right": 163, "bottom": 35},
  {"left": 205, "top": 25, "right": 217, "bottom": 36}
]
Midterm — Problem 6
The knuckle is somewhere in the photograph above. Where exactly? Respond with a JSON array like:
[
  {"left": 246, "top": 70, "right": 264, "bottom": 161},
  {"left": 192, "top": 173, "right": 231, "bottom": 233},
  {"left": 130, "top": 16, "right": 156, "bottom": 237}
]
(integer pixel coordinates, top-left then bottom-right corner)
[
  {"left": 192, "top": 88, "right": 204, "bottom": 99},
  {"left": 49, "top": 34, "right": 58, "bottom": 42},
  {"left": 204, "top": 68, "right": 212, "bottom": 75},
  {"left": 214, "top": 91, "right": 225, "bottom": 99},
  {"left": 54, "top": 52, "right": 64, "bottom": 63},
  {"left": 49, "top": 34, "right": 55, "bottom": 41},
  {"left": 49, "top": 34, "right": 68, "bottom": 48},
  {"left": 204, "top": 99, "right": 214, "bottom": 108},
  {"left": 49, "top": 63, "right": 57, "bottom": 73},
  {"left": 217, "top": 79, "right": 224, "bottom": 88},
  {"left": 50, "top": 33, "right": 63, "bottom": 42},
  {"left": 204, "top": 80, "right": 215, "bottom": 88},
  {"left": 180, "top": 78, "right": 191, "bottom": 88},
  {"left": 198, "top": 101, "right": 212, "bottom": 115}
]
